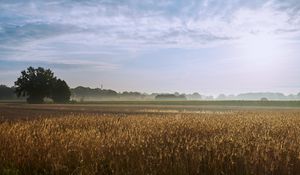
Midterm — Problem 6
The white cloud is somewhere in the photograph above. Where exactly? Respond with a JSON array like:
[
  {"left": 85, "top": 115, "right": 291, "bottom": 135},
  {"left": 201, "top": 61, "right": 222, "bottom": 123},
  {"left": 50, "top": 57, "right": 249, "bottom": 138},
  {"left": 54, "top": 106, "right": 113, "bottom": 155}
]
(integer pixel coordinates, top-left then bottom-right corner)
[
  {"left": 0, "top": 0, "right": 300, "bottom": 67},
  {"left": 1, "top": 0, "right": 300, "bottom": 93}
]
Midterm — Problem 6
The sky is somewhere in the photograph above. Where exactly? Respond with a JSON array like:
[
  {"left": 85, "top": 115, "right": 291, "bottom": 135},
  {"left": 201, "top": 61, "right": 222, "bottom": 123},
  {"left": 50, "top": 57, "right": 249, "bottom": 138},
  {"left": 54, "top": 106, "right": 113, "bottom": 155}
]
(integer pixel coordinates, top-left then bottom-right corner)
[{"left": 0, "top": 0, "right": 300, "bottom": 95}]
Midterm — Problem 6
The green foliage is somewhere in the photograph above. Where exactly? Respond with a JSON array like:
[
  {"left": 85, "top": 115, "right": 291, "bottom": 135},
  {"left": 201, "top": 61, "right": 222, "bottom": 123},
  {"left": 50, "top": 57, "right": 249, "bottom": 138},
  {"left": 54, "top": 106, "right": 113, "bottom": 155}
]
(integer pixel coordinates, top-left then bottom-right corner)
[
  {"left": 52, "top": 79, "right": 71, "bottom": 103},
  {"left": 14, "top": 67, "right": 55, "bottom": 103},
  {"left": 14, "top": 67, "right": 70, "bottom": 104}
]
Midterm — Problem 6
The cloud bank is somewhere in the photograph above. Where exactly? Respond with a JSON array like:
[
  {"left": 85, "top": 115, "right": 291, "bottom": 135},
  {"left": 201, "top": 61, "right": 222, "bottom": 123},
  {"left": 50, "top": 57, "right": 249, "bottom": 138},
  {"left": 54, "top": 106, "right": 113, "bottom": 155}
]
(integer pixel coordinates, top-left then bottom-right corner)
[
  {"left": 1, "top": 0, "right": 300, "bottom": 61},
  {"left": 0, "top": 0, "right": 300, "bottom": 93}
]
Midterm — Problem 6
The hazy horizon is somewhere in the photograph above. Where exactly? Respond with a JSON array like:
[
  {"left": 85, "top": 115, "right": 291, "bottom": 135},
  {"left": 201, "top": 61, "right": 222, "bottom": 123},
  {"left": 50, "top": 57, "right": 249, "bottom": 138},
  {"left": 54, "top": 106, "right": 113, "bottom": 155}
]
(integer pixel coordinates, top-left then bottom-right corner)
[{"left": 1, "top": 0, "right": 300, "bottom": 95}]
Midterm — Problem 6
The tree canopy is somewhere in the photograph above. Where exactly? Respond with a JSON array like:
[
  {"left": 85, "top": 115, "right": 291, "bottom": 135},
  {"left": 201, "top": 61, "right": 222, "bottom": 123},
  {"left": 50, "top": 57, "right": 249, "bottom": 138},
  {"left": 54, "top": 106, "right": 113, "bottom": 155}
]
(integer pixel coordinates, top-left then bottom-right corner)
[
  {"left": 14, "top": 67, "right": 70, "bottom": 104},
  {"left": 52, "top": 79, "right": 71, "bottom": 103}
]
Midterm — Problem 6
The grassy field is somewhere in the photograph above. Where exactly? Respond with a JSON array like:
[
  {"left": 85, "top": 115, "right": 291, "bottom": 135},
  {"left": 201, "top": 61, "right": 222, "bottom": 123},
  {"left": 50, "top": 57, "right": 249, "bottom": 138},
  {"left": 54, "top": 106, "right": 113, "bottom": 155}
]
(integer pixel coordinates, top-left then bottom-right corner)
[{"left": 1, "top": 102, "right": 300, "bottom": 174}]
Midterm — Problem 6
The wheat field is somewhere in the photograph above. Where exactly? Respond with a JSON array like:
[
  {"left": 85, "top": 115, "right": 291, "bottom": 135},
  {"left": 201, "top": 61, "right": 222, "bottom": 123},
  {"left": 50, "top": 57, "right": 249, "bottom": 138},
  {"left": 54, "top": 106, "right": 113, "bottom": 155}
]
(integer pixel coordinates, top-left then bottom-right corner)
[{"left": 1, "top": 109, "right": 300, "bottom": 175}]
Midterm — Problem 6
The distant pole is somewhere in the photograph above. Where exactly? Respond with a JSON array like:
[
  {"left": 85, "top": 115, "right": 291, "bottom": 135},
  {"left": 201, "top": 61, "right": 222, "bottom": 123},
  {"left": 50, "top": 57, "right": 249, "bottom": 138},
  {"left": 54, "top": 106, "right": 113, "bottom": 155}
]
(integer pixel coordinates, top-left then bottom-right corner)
[{"left": 101, "top": 84, "right": 103, "bottom": 90}]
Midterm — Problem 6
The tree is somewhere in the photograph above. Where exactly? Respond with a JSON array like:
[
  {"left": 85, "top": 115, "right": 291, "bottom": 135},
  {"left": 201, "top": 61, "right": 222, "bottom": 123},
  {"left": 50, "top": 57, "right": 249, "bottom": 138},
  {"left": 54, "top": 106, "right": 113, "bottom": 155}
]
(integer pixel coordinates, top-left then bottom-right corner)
[
  {"left": 15, "top": 67, "right": 56, "bottom": 103},
  {"left": 14, "top": 67, "right": 71, "bottom": 104},
  {"left": 217, "top": 94, "right": 227, "bottom": 100},
  {"left": 192, "top": 92, "right": 202, "bottom": 99},
  {"left": 155, "top": 94, "right": 187, "bottom": 101},
  {"left": 260, "top": 97, "right": 269, "bottom": 101},
  {"left": 52, "top": 79, "right": 71, "bottom": 103}
]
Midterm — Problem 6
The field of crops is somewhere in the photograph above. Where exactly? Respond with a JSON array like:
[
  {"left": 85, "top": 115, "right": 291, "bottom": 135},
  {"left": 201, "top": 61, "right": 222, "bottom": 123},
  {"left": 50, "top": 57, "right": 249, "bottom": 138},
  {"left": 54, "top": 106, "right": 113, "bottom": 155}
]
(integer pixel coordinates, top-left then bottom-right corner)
[{"left": 1, "top": 103, "right": 300, "bottom": 174}]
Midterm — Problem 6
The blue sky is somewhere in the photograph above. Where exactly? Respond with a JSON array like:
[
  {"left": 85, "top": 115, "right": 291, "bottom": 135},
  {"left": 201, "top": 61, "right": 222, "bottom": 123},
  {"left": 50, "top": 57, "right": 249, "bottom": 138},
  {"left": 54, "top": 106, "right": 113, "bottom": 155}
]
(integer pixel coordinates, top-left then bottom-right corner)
[{"left": 0, "top": 0, "right": 300, "bottom": 95}]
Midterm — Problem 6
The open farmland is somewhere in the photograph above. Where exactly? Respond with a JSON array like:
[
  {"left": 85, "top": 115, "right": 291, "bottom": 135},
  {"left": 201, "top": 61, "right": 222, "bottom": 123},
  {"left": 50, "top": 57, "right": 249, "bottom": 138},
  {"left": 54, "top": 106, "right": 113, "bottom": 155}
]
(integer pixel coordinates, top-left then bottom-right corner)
[{"left": 1, "top": 102, "right": 300, "bottom": 174}]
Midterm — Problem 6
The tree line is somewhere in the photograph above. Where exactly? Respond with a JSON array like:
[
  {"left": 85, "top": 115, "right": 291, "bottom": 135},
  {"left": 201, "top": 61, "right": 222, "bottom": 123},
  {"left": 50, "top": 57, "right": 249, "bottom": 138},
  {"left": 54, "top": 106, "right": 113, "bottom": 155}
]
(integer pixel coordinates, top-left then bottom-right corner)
[{"left": 1, "top": 66, "right": 300, "bottom": 103}]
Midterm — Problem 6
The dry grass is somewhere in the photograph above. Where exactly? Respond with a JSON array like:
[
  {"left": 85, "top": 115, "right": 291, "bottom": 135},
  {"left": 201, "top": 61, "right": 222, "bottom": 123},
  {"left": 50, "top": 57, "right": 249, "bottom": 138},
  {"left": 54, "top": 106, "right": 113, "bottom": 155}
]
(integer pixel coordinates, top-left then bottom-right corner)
[{"left": 1, "top": 110, "right": 300, "bottom": 175}]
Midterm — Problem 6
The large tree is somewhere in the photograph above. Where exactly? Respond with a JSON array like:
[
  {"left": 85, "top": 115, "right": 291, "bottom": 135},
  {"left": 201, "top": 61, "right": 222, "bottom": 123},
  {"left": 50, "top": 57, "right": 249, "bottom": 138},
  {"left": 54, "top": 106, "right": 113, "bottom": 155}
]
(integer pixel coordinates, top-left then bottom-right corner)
[
  {"left": 15, "top": 67, "right": 56, "bottom": 103},
  {"left": 14, "top": 67, "right": 71, "bottom": 104}
]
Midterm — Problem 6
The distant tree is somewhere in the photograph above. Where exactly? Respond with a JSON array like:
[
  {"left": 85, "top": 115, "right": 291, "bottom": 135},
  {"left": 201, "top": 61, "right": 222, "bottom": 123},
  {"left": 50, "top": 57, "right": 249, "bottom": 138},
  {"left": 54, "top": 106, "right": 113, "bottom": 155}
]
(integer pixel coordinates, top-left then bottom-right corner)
[
  {"left": 52, "top": 79, "right": 71, "bottom": 103},
  {"left": 205, "top": 96, "right": 214, "bottom": 100},
  {"left": 187, "top": 92, "right": 202, "bottom": 100},
  {"left": 155, "top": 94, "right": 186, "bottom": 101},
  {"left": 192, "top": 92, "right": 201, "bottom": 97},
  {"left": 217, "top": 94, "right": 227, "bottom": 100},
  {"left": 260, "top": 97, "right": 269, "bottom": 101},
  {"left": 121, "top": 91, "right": 145, "bottom": 99},
  {"left": 71, "top": 86, "right": 118, "bottom": 100},
  {"left": 15, "top": 67, "right": 56, "bottom": 103},
  {"left": 0, "top": 85, "right": 15, "bottom": 100}
]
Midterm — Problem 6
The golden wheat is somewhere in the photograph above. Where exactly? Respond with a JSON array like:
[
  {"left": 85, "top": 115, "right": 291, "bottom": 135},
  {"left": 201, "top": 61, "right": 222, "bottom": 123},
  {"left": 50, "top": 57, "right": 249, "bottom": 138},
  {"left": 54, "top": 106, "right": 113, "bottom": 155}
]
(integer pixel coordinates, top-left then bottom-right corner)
[{"left": 1, "top": 111, "right": 300, "bottom": 174}]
